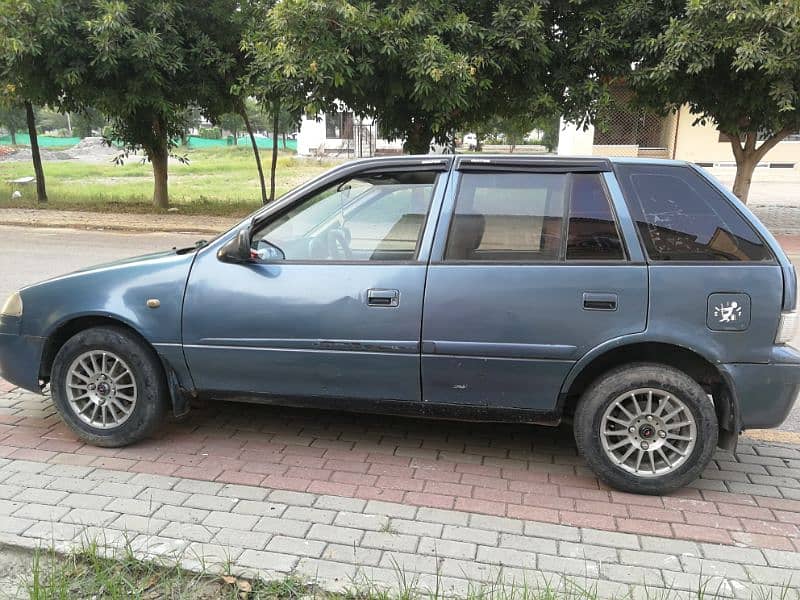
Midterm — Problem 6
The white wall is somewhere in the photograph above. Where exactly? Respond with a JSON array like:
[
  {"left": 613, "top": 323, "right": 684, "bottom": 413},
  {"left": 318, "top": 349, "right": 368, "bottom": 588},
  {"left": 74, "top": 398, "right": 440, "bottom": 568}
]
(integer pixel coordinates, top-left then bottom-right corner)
[
  {"left": 297, "top": 115, "right": 327, "bottom": 156},
  {"left": 557, "top": 118, "right": 595, "bottom": 156}
]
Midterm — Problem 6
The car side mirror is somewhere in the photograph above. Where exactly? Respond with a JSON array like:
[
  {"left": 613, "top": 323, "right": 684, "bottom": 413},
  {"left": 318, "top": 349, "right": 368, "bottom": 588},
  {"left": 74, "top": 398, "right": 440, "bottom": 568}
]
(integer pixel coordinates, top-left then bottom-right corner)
[{"left": 217, "top": 228, "right": 253, "bottom": 264}]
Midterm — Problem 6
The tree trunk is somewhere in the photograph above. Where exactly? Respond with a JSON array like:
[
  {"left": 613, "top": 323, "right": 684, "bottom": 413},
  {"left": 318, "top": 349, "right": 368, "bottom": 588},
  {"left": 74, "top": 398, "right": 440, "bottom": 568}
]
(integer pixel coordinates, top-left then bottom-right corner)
[
  {"left": 727, "top": 128, "right": 792, "bottom": 203},
  {"left": 282, "top": 132, "right": 286, "bottom": 149},
  {"left": 403, "top": 123, "right": 433, "bottom": 154},
  {"left": 148, "top": 116, "right": 170, "bottom": 209},
  {"left": 269, "top": 104, "right": 279, "bottom": 202},
  {"left": 151, "top": 149, "right": 169, "bottom": 209},
  {"left": 241, "top": 105, "right": 268, "bottom": 206},
  {"left": 24, "top": 101, "right": 47, "bottom": 203},
  {"left": 10, "top": 130, "right": 16, "bottom": 145},
  {"left": 732, "top": 155, "right": 758, "bottom": 203}
]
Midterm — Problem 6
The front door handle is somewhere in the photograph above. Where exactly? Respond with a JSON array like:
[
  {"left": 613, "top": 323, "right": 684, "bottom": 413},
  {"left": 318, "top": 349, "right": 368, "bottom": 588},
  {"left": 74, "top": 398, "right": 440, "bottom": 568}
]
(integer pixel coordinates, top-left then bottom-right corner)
[
  {"left": 367, "top": 288, "right": 400, "bottom": 307},
  {"left": 583, "top": 292, "right": 618, "bottom": 311}
]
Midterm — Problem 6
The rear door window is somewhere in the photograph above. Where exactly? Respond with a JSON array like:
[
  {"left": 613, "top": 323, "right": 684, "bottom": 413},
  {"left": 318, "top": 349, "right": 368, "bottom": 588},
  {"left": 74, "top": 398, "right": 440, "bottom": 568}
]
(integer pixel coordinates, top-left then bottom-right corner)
[
  {"left": 445, "top": 172, "right": 566, "bottom": 262},
  {"left": 567, "top": 173, "right": 625, "bottom": 260},
  {"left": 444, "top": 171, "right": 625, "bottom": 262},
  {"left": 614, "top": 164, "right": 772, "bottom": 262}
]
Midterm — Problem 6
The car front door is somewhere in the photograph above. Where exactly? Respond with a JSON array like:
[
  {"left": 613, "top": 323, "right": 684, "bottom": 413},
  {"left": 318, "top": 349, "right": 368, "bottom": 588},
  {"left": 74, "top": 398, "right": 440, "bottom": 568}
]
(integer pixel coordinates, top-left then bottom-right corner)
[
  {"left": 421, "top": 158, "right": 648, "bottom": 412},
  {"left": 182, "top": 159, "right": 450, "bottom": 403}
]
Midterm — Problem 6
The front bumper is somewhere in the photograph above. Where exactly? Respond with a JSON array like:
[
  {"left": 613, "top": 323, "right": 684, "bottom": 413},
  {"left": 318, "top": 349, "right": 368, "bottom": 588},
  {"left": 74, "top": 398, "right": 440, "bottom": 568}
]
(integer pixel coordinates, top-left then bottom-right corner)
[
  {"left": 721, "top": 346, "right": 800, "bottom": 430},
  {"left": 0, "top": 316, "right": 45, "bottom": 393}
]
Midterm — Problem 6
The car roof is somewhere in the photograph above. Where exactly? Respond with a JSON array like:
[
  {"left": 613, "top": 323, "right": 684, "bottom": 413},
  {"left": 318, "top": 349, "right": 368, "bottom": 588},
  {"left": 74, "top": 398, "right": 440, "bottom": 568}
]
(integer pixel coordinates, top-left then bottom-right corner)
[{"left": 342, "top": 154, "right": 689, "bottom": 168}]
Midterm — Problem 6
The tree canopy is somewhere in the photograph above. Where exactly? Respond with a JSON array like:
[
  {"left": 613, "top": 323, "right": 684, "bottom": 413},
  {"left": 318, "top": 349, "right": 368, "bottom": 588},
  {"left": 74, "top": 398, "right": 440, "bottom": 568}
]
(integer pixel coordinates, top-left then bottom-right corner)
[
  {"left": 62, "top": 0, "right": 247, "bottom": 208},
  {"left": 255, "top": 0, "right": 563, "bottom": 153},
  {"left": 3, "top": 0, "right": 795, "bottom": 208},
  {"left": 0, "top": 0, "right": 87, "bottom": 201},
  {"left": 624, "top": 0, "right": 800, "bottom": 202}
]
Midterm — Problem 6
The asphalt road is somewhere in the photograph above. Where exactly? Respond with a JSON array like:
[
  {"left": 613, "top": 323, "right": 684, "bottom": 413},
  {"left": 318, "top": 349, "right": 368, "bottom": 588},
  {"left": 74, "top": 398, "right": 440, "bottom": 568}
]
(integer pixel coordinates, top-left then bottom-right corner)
[
  {"left": 0, "top": 224, "right": 798, "bottom": 434},
  {"left": 0, "top": 225, "right": 200, "bottom": 302}
]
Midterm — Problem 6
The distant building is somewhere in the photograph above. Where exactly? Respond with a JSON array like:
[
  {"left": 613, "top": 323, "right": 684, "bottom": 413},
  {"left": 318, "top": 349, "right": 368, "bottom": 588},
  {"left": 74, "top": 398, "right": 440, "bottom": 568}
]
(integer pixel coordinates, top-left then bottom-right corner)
[
  {"left": 297, "top": 111, "right": 403, "bottom": 157},
  {"left": 558, "top": 87, "right": 799, "bottom": 168}
]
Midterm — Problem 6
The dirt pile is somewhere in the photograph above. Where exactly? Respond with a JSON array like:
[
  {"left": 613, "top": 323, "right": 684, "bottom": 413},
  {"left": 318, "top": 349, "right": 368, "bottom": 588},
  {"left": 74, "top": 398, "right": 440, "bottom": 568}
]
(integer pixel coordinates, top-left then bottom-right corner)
[
  {"left": 65, "top": 137, "right": 119, "bottom": 161},
  {"left": 0, "top": 146, "right": 72, "bottom": 162},
  {"left": 0, "top": 137, "right": 121, "bottom": 163}
]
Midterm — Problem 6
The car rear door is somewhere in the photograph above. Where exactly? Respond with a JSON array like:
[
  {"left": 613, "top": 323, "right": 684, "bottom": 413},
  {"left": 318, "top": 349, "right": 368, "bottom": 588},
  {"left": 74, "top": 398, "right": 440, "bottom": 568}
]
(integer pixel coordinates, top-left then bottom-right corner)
[{"left": 420, "top": 157, "right": 648, "bottom": 412}]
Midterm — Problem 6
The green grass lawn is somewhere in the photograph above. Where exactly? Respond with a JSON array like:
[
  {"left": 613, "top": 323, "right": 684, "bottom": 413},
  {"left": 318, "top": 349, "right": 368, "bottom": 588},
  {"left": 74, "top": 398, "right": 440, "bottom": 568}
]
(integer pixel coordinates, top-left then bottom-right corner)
[{"left": 0, "top": 147, "right": 339, "bottom": 217}]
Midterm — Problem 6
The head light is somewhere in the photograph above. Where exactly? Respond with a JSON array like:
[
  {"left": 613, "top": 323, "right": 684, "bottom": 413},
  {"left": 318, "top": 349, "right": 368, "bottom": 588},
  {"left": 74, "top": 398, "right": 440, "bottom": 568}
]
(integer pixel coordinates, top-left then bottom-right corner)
[{"left": 1, "top": 292, "right": 22, "bottom": 317}]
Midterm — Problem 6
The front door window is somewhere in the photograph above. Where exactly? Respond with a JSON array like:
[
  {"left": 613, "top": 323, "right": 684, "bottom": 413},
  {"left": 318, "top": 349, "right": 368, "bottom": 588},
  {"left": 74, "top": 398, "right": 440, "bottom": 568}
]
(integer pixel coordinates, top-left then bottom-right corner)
[{"left": 253, "top": 171, "right": 440, "bottom": 262}]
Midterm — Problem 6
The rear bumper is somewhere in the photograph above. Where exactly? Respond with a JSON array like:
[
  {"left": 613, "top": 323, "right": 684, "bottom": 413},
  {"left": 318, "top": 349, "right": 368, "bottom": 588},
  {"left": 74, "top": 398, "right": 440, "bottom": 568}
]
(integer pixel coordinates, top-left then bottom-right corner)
[
  {"left": 721, "top": 346, "right": 800, "bottom": 430},
  {"left": 0, "top": 317, "right": 45, "bottom": 393}
]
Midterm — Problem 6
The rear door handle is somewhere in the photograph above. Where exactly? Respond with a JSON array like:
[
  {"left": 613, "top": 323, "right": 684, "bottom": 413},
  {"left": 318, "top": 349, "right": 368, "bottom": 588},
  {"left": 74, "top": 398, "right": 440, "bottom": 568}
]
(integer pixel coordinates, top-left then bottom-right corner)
[
  {"left": 367, "top": 288, "right": 399, "bottom": 307},
  {"left": 583, "top": 292, "right": 618, "bottom": 311}
]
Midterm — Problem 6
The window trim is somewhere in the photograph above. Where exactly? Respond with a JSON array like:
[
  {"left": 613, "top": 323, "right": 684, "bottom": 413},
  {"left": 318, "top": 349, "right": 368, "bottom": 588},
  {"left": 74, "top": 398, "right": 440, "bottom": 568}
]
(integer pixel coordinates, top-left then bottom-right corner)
[
  {"left": 455, "top": 156, "right": 612, "bottom": 173},
  {"left": 440, "top": 170, "right": 629, "bottom": 265},
  {"left": 611, "top": 163, "right": 776, "bottom": 265},
  {"left": 250, "top": 169, "right": 443, "bottom": 265}
]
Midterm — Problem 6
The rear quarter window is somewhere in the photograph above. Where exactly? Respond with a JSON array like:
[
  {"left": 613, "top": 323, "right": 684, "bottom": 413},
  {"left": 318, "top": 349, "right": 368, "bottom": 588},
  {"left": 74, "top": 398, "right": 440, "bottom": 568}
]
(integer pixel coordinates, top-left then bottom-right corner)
[{"left": 614, "top": 164, "right": 773, "bottom": 262}]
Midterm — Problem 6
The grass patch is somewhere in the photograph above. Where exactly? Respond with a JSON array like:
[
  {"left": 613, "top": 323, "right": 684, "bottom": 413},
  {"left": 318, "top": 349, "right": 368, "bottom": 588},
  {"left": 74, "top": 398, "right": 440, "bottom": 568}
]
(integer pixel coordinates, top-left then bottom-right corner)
[
  {"left": 0, "top": 146, "right": 340, "bottom": 217},
  {"left": 26, "top": 540, "right": 311, "bottom": 600},
  {"left": 19, "top": 538, "right": 799, "bottom": 600}
]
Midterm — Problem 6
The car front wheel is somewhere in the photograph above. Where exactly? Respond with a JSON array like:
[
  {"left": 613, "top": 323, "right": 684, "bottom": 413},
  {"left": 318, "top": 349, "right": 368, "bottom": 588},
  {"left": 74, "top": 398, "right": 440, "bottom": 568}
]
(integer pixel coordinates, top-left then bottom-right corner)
[
  {"left": 574, "top": 363, "right": 718, "bottom": 495},
  {"left": 50, "top": 326, "right": 168, "bottom": 447}
]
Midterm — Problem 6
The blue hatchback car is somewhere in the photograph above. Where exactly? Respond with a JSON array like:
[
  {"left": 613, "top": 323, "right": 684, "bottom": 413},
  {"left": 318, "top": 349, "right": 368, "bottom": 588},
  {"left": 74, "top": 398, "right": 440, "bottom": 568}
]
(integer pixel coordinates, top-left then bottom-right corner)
[{"left": 1, "top": 155, "right": 799, "bottom": 494}]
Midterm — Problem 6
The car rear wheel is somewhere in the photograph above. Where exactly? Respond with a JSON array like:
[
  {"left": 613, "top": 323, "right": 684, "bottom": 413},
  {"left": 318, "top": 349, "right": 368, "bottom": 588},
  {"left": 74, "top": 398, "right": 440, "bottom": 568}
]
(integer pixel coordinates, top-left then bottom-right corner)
[
  {"left": 51, "top": 326, "right": 168, "bottom": 447},
  {"left": 574, "top": 363, "right": 718, "bottom": 495}
]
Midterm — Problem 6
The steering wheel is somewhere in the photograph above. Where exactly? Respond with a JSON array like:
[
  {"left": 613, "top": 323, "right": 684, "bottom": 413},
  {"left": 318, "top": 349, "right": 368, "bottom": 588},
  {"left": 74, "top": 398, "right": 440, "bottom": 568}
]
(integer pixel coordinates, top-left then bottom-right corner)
[{"left": 327, "top": 227, "right": 352, "bottom": 260}]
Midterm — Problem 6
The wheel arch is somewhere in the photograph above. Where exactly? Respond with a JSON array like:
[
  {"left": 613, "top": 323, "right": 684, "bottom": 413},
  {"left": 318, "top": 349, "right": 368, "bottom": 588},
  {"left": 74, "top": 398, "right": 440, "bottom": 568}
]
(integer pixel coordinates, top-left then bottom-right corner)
[
  {"left": 39, "top": 314, "right": 189, "bottom": 417},
  {"left": 560, "top": 341, "right": 739, "bottom": 450},
  {"left": 41, "top": 315, "right": 143, "bottom": 380}
]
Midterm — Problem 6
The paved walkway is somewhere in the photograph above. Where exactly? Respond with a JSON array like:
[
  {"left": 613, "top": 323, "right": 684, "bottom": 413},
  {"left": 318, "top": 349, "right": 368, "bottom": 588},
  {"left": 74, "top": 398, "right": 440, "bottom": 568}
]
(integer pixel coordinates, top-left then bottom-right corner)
[{"left": 0, "top": 382, "right": 799, "bottom": 598}]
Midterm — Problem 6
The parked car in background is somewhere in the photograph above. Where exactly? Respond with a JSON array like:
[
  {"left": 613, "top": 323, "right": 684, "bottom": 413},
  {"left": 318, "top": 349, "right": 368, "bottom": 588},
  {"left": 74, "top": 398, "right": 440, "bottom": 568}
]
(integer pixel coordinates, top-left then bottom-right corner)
[
  {"left": 2, "top": 155, "right": 798, "bottom": 495},
  {"left": 462, "top": 133, "right": 478, "bottom": 150}
]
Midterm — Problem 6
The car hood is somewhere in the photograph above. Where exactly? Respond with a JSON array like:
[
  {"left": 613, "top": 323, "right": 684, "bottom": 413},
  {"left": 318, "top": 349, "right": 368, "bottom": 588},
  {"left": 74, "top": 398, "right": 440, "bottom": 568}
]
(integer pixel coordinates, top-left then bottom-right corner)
[
  {"left": 66, "top": 249, "right": 190, "bottom": 276},
  {"left": 22, "top": 247, "right": 198, "bottom": 292},
  {"left": 19, "top": 247, "right": 200, "bottom": 341}
]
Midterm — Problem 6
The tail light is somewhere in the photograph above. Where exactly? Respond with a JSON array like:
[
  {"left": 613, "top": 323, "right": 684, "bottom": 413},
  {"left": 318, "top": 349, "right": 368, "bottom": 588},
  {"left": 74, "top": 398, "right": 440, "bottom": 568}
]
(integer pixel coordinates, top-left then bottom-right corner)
[{"left": 776, "top": 311, "right": 799, "bottom": 344}]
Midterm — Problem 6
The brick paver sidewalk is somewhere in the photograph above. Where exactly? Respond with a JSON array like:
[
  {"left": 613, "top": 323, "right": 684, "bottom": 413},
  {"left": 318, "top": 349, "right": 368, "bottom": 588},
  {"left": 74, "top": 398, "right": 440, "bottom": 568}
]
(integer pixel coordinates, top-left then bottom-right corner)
[{"left": 0, "top": 381, "right": 799, "bottom": 598}]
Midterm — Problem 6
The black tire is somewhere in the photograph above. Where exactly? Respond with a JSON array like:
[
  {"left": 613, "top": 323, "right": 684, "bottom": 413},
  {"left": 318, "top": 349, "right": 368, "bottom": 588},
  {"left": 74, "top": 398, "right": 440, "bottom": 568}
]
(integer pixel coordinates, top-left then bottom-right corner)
[
  {"left": 50, "top": 326, "right": 168, "bottom": 447},
  {"left": 574, "top": 363, "right": 718, "bottom": 495}
]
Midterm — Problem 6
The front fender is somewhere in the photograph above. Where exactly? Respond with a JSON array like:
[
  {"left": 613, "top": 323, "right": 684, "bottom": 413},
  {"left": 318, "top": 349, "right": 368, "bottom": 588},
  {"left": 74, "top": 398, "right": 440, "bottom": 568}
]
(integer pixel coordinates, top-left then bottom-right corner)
[{"left": 20, "top": 251, "right": 194, "bottom": 344}]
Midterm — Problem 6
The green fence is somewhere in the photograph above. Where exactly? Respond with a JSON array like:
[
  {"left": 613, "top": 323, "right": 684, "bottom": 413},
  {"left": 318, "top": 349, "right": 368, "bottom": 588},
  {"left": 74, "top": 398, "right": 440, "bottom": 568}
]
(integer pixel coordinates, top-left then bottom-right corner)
[
  {"left": 0, "top": 133, "right": 297, "bottom": 151},
  {"left": 0, "top": 134, "right": 81, "bottom": 148},
  {"left": 186, "top": 135, "right": 297, "bottom": 151}
]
